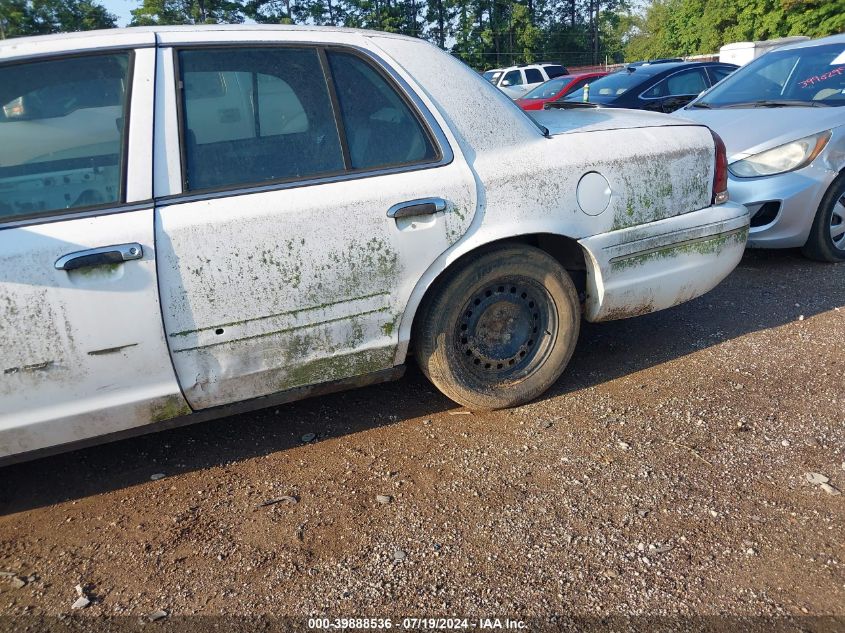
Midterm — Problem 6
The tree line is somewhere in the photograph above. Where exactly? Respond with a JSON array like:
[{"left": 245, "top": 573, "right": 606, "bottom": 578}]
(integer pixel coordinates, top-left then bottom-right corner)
[{"left": 1, "top": 0, "right": 842, "bottom": 68}]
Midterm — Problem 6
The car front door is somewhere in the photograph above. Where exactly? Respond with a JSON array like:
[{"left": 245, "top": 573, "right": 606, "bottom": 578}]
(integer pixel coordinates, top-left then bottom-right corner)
[
  {"left": 0, "top": 45, "right": 188, "bottom": 460},
  {"left": 154, "top": 42, "right": 476, "bottom": 410},
  {"left": 500, "top": 69, "right": 523, "bottom": 90}
]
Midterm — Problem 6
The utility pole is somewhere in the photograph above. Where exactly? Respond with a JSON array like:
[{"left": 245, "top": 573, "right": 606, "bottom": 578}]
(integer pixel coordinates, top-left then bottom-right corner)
[{"left": 593, "top": 0, "right": 600, "bottom": 65}]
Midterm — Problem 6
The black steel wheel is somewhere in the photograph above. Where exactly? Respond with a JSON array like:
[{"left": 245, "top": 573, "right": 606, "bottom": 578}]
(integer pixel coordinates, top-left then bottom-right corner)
[{"left": 413, "top": 245, "right": 580, "bottom": 410}]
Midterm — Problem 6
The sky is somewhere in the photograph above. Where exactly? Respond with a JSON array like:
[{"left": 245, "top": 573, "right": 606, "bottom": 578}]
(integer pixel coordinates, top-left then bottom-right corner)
[{"left": 102, "top": 0, "right": 134, "bottom": 26}]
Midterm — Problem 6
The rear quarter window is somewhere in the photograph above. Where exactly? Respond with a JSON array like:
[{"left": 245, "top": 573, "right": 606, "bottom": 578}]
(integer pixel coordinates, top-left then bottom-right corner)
[{"left": 327, "top": 51, "right": 438, "bottom": 170}]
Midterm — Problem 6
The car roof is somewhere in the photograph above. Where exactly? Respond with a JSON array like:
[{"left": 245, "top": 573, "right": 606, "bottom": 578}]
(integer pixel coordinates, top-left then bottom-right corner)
[
  {"left": 773, "top": 32, "right": 845, "bottom": 51},
  {"left": 499, "top": 62, "right": 560, "bottom": 72},
  {"left": 621, "top": 60, "right": 735, "bottom": 77},
  {"left": 566, "top": 71, "right": 606, "bottom": 78},
  {"left": 0, "top": 24, "right": 420, "bottom": 60}
]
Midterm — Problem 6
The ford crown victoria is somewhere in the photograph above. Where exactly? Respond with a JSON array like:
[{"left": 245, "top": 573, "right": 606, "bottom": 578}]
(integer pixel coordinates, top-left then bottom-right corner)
[{"left": 0, "top": 26, "right": 749, "bottom": 463}]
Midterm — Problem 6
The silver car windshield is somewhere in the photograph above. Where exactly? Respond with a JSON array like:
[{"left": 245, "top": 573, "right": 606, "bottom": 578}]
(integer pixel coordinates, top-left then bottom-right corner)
[{"left": 695, "top": 43, "right": 845, "bottom": 108}]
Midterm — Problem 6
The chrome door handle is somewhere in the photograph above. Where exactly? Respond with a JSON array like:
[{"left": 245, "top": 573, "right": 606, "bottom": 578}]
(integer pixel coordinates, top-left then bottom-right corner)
[
  {"left": 387, "top": 197, "right": 448, "bottom": 219},
  {"left": 55, "top": 243, "right": 144, "bottom": 271}
]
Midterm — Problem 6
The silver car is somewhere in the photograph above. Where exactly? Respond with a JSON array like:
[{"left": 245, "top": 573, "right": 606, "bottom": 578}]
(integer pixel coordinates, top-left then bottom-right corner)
[{"left": 677, "top": 34, "right": 845, "bottom": 262}]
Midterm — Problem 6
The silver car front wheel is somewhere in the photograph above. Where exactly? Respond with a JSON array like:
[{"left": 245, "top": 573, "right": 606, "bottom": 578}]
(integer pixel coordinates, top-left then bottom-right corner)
[{"left": 803, "top": 175, "right": 845, "bottom": 263}]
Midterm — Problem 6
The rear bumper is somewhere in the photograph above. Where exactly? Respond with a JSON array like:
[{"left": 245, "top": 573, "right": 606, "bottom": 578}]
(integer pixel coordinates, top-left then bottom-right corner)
[{"left": 578, "top": 202, "right": 749, "bottom": 322}]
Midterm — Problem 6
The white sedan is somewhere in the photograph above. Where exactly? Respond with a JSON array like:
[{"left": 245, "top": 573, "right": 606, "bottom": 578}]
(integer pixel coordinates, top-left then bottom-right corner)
[{"left": 0, "top": 25, "right": 749, "bottom": 464}]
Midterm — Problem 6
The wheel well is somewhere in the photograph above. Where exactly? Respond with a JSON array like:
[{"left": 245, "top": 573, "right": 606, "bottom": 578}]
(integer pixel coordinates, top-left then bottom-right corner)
[{"left": 408, "top": 234, "right": 587, "bottom": 351}]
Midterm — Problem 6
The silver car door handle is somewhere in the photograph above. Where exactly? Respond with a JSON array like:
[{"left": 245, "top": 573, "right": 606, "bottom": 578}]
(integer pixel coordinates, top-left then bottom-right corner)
[
  {"left": 55, "top": 243, "right": 143, "bottom": 271},
  {"left": 387, "top": 197, "right": 448, "bottom": 219}
]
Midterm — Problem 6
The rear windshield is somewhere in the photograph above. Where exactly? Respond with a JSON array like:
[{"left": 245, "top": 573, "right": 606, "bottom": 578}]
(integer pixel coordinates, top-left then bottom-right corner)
[
  {"left": 563, "top": 70, "right": 641, "bottom": 103},
  {"left": 695, "top": 43, "right": 845, "bottom": 108}
]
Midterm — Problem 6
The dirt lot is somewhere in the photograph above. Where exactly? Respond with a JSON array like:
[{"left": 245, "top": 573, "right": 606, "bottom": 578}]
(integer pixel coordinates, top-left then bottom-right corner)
[{"left": 0, "top": 249, "right": 843, "bottom": 628}]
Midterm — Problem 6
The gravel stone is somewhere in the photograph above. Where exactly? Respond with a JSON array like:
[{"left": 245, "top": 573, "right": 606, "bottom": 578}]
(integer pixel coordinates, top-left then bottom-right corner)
[
  {"left": 805, "top": 472, "right": 830, "bottom": 485},
  {"left": 820, "top": 483, "right": 841, "bottom": 496},
  {"left": 0, "top": 251, "right": 841, "bottom": 619},
  {"left": 148, "top": 609, "right": 168, "bottom": 621}
]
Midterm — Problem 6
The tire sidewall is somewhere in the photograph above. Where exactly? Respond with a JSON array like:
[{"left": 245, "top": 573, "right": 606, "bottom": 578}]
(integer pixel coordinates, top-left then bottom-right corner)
[
  {"left": 418, "top": 246, "right": 580, "bottom": 409},
  {"left": 805, "top": 174, "right": 845, "bottom": 263}
]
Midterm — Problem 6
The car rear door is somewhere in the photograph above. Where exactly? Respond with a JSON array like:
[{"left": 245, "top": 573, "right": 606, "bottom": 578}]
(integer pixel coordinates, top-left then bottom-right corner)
[
  {"left": 153, "top": 38, "right": 476, "bottom": 410},
  {"left": 523, "top": 67, "right": 546, "bottom": 93},
  {"left": 0, "top": 42, "right": 188, "bottom": 461}
]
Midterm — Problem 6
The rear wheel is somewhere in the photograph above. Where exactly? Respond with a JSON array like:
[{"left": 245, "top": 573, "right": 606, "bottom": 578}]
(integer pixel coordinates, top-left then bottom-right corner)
[
  {"left": 413, "top": 245, "right": 580, "bottom": 410},
  {"left": 802, "top": 174, "right": 845, "bottom": 262}
]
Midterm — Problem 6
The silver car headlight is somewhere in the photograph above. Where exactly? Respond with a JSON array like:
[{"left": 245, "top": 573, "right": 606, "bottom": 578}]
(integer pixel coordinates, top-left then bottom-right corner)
[{"left": 729, "top": 130, "right": 831, "bottom": 178}]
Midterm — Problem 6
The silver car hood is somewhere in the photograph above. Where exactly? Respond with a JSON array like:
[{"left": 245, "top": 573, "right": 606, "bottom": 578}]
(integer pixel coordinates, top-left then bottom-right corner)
[
  {"left": 532, "top": 107, "right": 700, "bottom": 135},
  {"left": 674, "top": 106, "right": 845, "bottom": 163}
]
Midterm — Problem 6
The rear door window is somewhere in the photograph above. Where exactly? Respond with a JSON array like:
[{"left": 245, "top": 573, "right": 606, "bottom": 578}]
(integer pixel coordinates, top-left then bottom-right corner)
[
  {"left": 643, "top": 68, "right": 708, "bottom": 98},
  {"left": 0, "top": 53, "right": 131, "bottom": 221},
  {"left": 327, "top": 51, "right": 437, "bottom": 171},
  {"left": 525, "top": 68, "right": 544, "bottom": 84},
  {"left": 178, "top": 47, "right": 344, "bottom": 192}
]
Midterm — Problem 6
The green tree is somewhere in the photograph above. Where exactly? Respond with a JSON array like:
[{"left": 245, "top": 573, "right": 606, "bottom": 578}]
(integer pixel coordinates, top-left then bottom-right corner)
[
  {"left": 131, "top": 0, "right": 245, "bottom": 24},
  {"left": 783, "top": 0, "right": 845, "bottom": 39},
  {"left": 1, "top": 0, "right": 116, "bottom": 38},
  {"left": 626, "top": 0, "right": 844, "bottom": 61}
]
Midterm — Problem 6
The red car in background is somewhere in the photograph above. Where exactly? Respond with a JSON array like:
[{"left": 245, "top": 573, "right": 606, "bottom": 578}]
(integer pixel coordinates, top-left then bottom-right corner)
[{"left": 516, "top": 72, "right": 608, "bottom": 110}]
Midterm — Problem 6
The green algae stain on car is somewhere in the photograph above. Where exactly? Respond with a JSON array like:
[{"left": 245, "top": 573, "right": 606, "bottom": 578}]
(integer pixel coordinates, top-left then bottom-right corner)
[{"left": 609, "top": 228, "right": 749, "bottom": 273}]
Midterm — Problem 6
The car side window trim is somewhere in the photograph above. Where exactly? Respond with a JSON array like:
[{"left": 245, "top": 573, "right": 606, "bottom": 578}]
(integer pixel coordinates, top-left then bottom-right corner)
[
  {"left": 0, "top": 199, "right": 154, "bottom": 231},
  {"left": 317, "top": 47, "right": 353, "bottom": 171},
  {"left": 172, "top": 42, "right": 451, "bottom": 198},
  {"left": 0, "top": 49, "right": 136, "bottom": 226}
]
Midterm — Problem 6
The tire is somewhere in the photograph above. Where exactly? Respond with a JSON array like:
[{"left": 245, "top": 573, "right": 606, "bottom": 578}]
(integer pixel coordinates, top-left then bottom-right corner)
[
  {"left": 802, "top": 173, "right": 845, "bottom": 263},
  {"left": 413, "top": 245, "right": 580, "bottom": 410}
]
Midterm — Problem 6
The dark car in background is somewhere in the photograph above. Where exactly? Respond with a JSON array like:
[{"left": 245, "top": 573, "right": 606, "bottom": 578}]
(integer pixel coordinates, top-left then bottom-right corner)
[
  {"left": 560, "top": 61, "right": 738, "bottom": 112},
  {"left": 515, "top": 71, "right": 608, "bottom": 110}
]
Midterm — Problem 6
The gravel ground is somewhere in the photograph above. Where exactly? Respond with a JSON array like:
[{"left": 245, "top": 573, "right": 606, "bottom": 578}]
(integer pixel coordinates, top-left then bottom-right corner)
[{"left": 0, "top": 249, "right": 843, "bottom": 628}]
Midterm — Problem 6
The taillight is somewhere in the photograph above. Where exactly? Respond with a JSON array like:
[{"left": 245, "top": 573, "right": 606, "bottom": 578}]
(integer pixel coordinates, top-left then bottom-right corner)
[{"left": 710, "top": 128, "right": 728, "bottom": 205}]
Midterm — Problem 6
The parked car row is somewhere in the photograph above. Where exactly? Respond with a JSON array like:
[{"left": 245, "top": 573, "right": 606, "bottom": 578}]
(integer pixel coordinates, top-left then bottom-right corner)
[
  {"left": 558, "top": 60, "right": 738, "bottom": 112},
  {"left": 486, "top": 58, "right": 736, "bottom": 112},
  {"left": 483, "top": 62, "right": 569, "bottom": 99},
  {"left": 515, "top": 72, "right": 608, "bottom": 110},
  {"left": 1, "top": 26, "right": 748, "bottom": 463},
  {"left": 492, "top": 34, "right": 845, "bottom": 262}
]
